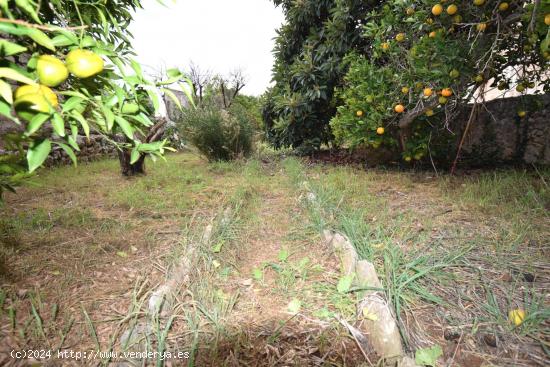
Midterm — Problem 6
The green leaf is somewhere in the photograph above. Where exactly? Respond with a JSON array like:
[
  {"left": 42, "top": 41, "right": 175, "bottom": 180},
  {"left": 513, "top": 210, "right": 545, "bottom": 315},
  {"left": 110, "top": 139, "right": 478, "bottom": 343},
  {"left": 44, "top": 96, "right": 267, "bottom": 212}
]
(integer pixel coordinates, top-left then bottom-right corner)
[
  {"left": 287, "top": 299, "right": 302, "bottom": 314},
  {"left": 179, "top": 80, "right": 196, "bottom": 108},
  {"left": 278, "top": 248, "right": 289, "bottom": 262},
  {"left": 337, "top": 273, "right": 355, "bottom": 294},
  {"left": 114, "top": 115, "right": 134, "bottom": 139},
  {"left": 130, "top": 148, "right": 140, "bottom": 164},
  {"left": 166, "top": 68, "right": 181, "bottom": 78},
  {"left": 0, "top": 100, "right": 15, "bottom": 121},
  {"left": 25, "top": 113, "right": 49, "bottom": 135},
  {"left": 130, "top": 59, "right": 143, "bottom": 79},
  {"left": 212, "top": 240, "right": 224, "bottom": 253},
  {"left": 51, "top": 113, "right": 65, "bottom": 137},
  {"left": 51, "top": 34, "right": 77, "bottom": 47},
  {"left": 0, "top": 79, "right": 13, "bottom": 104},
  {"left": 252, "top": 267, "right": 263, "bottom": 281},
  {"left": 162, "top": 88, "right": 182, "bottom": 110},
  {"left": 0, "top": 39, "right": 27, "bottom": 57},
  {"left": 27, "top": 139, "right": 51, "bottom": 173},
  {"left": 56, "top": 142, "right": 77, "bottom": 166},
  {"left": 71, "top": 111, "right": 89, "bottom": 138},
  {"left": 62, "top": 96, "right": 84, "bottom": 112},
  {"left": 15, "top": 0, "right": 41, "bottom": 23},
  {"left": 146, "top": 89, "right": 159, "bottom": 112},
  {"left": 27, "top": 28, "right": 55, "bottom": 51},
  {"left": 101, "top": 106, "right": 115, "bottom": 131},
  {"left": 0, "top": 22, "right": 30, "bottom": 37},
  {"left": 415, "top": 345, "right": 443, "bottom": 366},
  {"left": 0, "top": 67, "right": 36, "bottom": 85}
]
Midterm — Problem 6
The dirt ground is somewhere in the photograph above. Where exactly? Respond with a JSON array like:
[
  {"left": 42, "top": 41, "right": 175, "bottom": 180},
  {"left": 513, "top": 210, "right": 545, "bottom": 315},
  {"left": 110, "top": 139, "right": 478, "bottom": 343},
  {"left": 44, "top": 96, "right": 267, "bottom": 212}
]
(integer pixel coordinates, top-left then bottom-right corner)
[{"left": 0, "top": 153, "right": 548, "bottom": 366}]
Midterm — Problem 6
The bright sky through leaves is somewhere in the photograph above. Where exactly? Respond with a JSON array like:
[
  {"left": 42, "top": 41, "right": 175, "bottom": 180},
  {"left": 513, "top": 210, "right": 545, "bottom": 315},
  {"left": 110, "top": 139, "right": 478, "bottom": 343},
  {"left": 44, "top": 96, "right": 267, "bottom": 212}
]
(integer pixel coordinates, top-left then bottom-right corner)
[{"left": 129, "top": 0, "right": 284, "bottom": 96}]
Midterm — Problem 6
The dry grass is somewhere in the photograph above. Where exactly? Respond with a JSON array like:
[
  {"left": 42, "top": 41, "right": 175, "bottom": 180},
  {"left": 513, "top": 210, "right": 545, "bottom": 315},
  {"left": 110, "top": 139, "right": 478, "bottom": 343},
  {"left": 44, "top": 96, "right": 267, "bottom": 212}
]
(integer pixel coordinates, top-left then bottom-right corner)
[{"left": 0, "top": 153, "right": 548, "bottom": 366}]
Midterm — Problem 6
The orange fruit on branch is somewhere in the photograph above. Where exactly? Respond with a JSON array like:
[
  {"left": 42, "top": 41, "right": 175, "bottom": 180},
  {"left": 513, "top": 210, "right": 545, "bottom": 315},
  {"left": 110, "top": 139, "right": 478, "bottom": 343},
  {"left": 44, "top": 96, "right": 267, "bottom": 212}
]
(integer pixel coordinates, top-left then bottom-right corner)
[
  {"left": 473, "top": 0, "right": 485, "bottom": 6},
  {"left": 476, "top": 23, "right": 487, "bottom": 32},
  {"left": 447, "top": 4, "right": 458, "bottom": 15},
  {"left": 66, "top": 49, "right": 104, "bottom": 78},
  {"left": 401, "top": 86, "right": 409, "bottom": 94},
  {"left": 376, "top": 127, "right": 385, "bottom": 135},
  {"left": 545, "top": 14, "right": 550, "bottom": 26},
  {"left": 395, "top": 33, "right": 405, "bottom": 42},
  {"left": 14, "top": 84, "right": 58, "bottom": 120},
  {"left": 394, "top": 104, "right": 405, "bottom": 113},
  {"left": 423, "top": 88, "right": 433, "bottom": 97},
  {"left": 441, "top": 88, "right": 453, "bottom": 97},
  {"left": 36, "top": 55, "right": 68, "bottom": 87},
  {"left": 356, "top": 110, "right": 364, "bottom": 117},
  {"left": 432, "top": 4, "right": 443, "bottom": 16},
  {"left": 498, "top": 2, "right": 509, "bottom": 11}
]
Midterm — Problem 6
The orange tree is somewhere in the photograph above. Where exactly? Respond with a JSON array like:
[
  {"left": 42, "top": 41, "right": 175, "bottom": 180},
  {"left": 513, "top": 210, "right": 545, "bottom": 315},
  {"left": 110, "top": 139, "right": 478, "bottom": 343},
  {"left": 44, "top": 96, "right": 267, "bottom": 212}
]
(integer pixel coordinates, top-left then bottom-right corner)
[
  {"left": 330, "top": 0, "right": 549, "bottom": 162},
  {"left": 0, "top": 0, "right": 190, "bottom": 198}
]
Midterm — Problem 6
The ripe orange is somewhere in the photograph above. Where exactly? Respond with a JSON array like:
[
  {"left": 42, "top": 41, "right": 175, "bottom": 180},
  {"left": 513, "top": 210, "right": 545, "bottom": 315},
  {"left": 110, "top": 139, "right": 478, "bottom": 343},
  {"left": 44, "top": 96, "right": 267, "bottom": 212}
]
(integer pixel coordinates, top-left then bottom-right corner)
[
  {"left": 447, "top": 4, "right": 458, "bottom": 15},
  {"left": 395, "top": 33, "right": 405, "bottom": 42},
  {"left": 36, "top": 55, "right": 68, "bottom": 87},
  {"left": 498, "top": 2, "right": 509, "bottom": 11},
  {"left": 423, "top": 88, "right": 433, "bottom": 97},
  {"left": 545, "top": 14, "right": 550, "bottom": 26},
  {"left": 356, "top": 110, "right": 364, "bottom": 117},
  {"left": 381, "top": 42, "right": 390, "bottom": 50},
  {"left": 473, "top": 0, "right": 485, "bottom": 6},
  {"left": 66, "top": 49, "right": 104, "bottom": 78},
  {"left": 476, "top": 23, "right": 487, "bottom": 32},
  {"left": 441, "top": 88, "right": 453, "bottom": 97},
  {"left": 14, "top": 84, "right": 58, "bottom": 120},
  {"left": 432, "top": 4, "right": 443, "bottom": 16},
  {"left": 394, "top": 104, "right": 405, "bottom": 113},
  {"left": 508, "top": 309, "right": 526, "bottom": 326},
  {"left": 429, "top": 31, "right": 437, "bottom": 38},
  {"left": 376, "top": 127, "right": 385, "bottom": 135}
]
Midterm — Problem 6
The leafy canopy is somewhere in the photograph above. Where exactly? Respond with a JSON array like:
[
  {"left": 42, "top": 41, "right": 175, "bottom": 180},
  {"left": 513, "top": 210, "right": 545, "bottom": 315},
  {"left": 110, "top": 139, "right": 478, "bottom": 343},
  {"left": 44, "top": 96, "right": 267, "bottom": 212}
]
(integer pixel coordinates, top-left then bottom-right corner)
[{"left": 0, "top": 0, "right": 190, "bottom": 198}]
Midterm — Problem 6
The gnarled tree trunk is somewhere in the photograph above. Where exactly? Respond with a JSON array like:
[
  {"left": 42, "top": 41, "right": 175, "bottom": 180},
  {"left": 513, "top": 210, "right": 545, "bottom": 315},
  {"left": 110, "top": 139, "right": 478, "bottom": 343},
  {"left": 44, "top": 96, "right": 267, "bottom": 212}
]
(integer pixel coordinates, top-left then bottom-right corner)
[{"left": 116, "top": 118, "right": 167, "bottom": 176}]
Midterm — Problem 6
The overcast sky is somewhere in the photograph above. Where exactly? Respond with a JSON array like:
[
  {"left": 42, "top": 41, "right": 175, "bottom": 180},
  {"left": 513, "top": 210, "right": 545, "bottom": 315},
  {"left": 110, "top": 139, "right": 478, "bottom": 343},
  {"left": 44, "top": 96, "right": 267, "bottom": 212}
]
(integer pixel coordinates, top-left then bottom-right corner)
[{"left": 129, "top": 0, "right": 284, "bottom": 96}]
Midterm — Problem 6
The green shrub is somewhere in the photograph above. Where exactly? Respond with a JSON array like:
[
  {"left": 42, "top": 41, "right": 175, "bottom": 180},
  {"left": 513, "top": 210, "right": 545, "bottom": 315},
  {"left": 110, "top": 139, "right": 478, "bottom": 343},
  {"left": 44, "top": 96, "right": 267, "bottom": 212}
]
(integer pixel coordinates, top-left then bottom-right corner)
[{"left": 178, "top": 105, "right": 254, "bottom": 161}]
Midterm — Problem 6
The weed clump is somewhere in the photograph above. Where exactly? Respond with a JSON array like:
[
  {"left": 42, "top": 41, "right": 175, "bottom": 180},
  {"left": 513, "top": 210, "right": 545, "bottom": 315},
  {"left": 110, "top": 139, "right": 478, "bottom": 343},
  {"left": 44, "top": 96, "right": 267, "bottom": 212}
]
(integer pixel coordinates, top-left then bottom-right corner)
[{"left": 178, "top": 104, "right": 254, "bottom": 161}]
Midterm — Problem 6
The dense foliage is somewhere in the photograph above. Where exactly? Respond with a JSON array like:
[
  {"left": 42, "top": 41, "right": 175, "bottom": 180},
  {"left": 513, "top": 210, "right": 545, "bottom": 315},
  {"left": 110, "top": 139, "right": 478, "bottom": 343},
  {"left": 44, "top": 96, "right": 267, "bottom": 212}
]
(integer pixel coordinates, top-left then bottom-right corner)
[
  {"left": 264, "top": 0, "right": 549, "bottom": 159},
  {"left": 331, "top": 0, "right": 549, "bottom": 162},
  {"left": 0, "top": 0, "right": 188, "bottom": 198},
  {"left": 262, "top": 0, "right": 374, "bottom": 152},
  {"left": 178, "top": 102, "right": 254, "bottom": 161}
]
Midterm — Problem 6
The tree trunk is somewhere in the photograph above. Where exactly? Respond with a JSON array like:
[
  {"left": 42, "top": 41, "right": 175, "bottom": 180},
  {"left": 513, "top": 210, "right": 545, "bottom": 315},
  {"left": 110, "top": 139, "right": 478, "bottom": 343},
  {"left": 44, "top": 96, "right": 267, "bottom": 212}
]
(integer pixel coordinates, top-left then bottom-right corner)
[
  {"left": 115, "top": 118, "right": 167, "bottom": 176},
  {"left": 117, "top": 148, "right": 146, "bottom": 176}
]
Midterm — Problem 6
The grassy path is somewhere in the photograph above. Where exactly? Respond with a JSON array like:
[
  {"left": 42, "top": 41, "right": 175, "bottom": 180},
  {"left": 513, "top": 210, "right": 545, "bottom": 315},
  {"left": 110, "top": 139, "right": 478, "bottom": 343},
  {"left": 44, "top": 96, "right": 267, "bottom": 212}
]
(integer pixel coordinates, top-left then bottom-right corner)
[{"left": 0, "top": 153, "right": 548, "bottom": 366}]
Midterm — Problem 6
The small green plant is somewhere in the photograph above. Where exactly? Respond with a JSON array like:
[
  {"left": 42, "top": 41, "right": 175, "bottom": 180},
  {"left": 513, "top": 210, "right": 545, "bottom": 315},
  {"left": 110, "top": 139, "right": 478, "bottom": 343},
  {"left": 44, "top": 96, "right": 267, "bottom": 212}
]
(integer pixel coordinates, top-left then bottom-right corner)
[{"left": 178, "top": 104, "right": 254, "bottom": 161}]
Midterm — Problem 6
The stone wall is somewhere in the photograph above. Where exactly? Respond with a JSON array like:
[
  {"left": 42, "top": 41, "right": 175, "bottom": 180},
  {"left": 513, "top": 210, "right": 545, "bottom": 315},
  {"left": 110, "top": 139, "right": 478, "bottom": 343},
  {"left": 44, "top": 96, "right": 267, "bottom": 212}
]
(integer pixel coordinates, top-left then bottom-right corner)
[
  {"left": 447, "top": 94, "right": 549, "bottom": 166},
  {"left": 45, "top": 134, "right": 117, "bottom": 166}
]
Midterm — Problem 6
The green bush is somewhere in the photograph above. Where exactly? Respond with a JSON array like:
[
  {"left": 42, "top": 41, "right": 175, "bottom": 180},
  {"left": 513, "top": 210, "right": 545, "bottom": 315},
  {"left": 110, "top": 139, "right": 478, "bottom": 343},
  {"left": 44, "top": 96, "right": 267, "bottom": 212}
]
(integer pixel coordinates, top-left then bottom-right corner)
[{"left": 178, "top": 105, "right": 254, "bottom": 161}]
